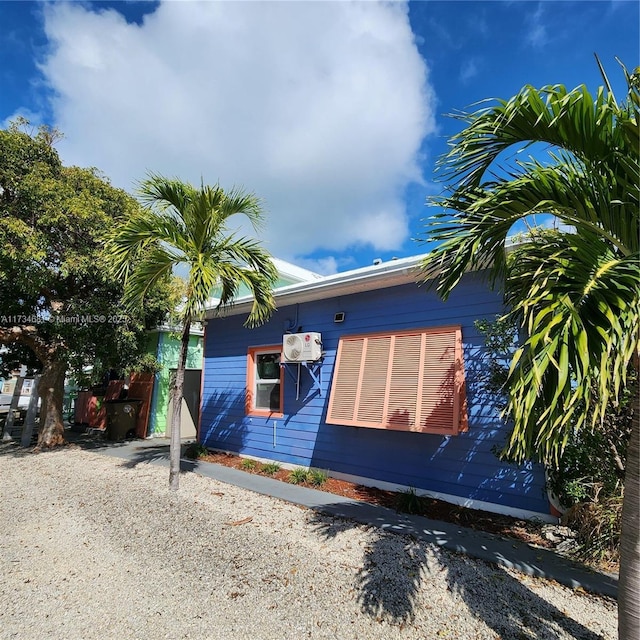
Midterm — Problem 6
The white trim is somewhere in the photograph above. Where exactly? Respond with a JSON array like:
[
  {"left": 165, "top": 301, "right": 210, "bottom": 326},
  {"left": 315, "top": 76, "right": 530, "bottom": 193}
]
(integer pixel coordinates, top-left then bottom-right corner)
[
  {"left": 327, "top": 469, "right": 558, "bottom": 523},
  {"left": 271, "top": 258, "right": 322, "bottom": 282},
  {"left": 251, "top": 348, "right": 282, "bottom": 413},
  {"left": 205, "top": 254, "right": 430, "bottom": 319}
]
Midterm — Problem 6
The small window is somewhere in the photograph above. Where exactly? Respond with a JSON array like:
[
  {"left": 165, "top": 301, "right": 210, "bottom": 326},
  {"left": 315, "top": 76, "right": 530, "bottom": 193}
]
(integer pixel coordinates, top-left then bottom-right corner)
[
  {"left": 327, "top": 326, "right": 468, "bottom": 435},
  {"left": 246, "top": 347, "right": 283, "bottom": 416},
  {"left": 21, "top": 379, "right": 34, "bottom": 395}
]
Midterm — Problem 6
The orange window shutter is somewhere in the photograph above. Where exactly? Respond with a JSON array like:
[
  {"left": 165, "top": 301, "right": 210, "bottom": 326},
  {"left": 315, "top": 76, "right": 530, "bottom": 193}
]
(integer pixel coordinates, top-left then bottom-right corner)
[
  {"left": 356, "top": 336, "right": 392, "bottom": 426},
  {"left": 327, "top": 326, "right": 467, "bottom": 435},
  {"left": 327, "top": 338, "right": 364, "bottom": 424},
  {"left": 419, "top": 329, "right": 458, "bottom": 434},
  {"left": 385, "top": 333, "right": 422, "bottom": 431}
]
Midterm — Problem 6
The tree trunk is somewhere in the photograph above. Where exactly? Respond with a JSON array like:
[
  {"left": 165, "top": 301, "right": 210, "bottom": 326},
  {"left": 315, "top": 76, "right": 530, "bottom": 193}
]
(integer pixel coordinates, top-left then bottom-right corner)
[
  {"left": 2, "top": 376, "right": 24, "bottom": 441},
  {"left": 169, "top": 320, "right": 191, "bottom": 491},
  {"left": 21, "top": 375, "right": 40, "bottom": 447},
  {"left": 36, "top": 360, "right": 67, "bottom": 448},
  {"left": 618, "top": 369, "right": 640, "bottom": 640}
]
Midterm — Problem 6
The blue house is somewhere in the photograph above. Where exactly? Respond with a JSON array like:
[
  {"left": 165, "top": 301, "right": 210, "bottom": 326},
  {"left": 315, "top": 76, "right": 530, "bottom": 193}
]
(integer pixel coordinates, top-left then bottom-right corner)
[{"left": 200, "top": 254, "right": 553, "bottom": 521}]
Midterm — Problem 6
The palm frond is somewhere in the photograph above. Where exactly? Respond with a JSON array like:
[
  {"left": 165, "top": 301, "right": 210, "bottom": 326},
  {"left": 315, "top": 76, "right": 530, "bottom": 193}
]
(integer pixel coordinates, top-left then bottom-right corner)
[
  {"left": 421, "top": 61, "right": 639, "bottom": 465},
  {"left": 122, "top": 244, "right": 178, "bottom": 312},
  {"left": 501, "top": 231, "right": 639, "bottom": 464},
  {"left": 112, "top": 174, "right": 276, "bottom": 328}
]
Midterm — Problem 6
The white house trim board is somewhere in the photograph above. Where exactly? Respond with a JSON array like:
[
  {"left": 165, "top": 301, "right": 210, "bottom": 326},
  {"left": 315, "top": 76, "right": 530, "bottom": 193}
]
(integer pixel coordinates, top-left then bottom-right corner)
[{"left": 205, "top": 254, "right": 429, "bottom": 319}]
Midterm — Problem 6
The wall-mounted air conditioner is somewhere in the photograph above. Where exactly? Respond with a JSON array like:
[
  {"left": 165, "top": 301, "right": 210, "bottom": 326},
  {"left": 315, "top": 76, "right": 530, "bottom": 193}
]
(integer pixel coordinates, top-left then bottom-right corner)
[{"left": 282, "top": 332, "right": 322, "bottom": 363}]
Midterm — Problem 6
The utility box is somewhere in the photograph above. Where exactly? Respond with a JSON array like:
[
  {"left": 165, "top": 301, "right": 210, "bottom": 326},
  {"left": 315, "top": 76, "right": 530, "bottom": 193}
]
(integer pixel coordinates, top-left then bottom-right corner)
[{"left": 105, "top": 400, "right": 142, "bottom": 441}]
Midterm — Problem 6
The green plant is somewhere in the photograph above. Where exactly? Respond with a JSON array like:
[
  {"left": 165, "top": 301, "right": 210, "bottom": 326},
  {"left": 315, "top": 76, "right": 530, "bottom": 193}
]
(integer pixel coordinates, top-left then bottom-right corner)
[
  {"left": 288, "top": 468, "right": 309, "bottom": 485},
  {"left": 108, "top": 174, "right": 278, "bottom": 491},
  {"left": 240, "top": 458, "right": 257, "bottom": 471},
  {"left": 307, "top": 468, "right": 328, "bottom": 486},
  {"left": 127, "top": 352, "right": 163, "bottom": 375},
  {"left": 563, "top": 496, "right": 623, "bottom": 565},
  {"left": 474, "top": 316, "right": 518, "bottom": 408},
  {"left": 395, "top": 487, "right": 423, "bottom": 515},
  {"left": 184, "top": 442, "right": 208, "bottom": 460},
  {"left": 477, "top": 316, "right": 632, "bottom": 511},
  {"left": 260, "top": 462, "right": 281, "bottom": 476}
]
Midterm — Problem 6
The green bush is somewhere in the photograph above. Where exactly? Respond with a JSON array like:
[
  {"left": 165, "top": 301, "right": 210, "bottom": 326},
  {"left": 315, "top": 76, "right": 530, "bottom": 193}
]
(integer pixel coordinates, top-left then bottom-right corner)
[
  {"left": 288, "top": 468, "right": 309, "bottom": 485},
  {"left": 476, "top": 317, "right": 633, "bottom": 566},
  {"left": 308, "top": 469, "right": 328, "bottom": 486},
  {"left": 563, "top": 496, "right": 623, "bottom": 565},
  {"left": 260, "top": 462, "right": 281, "bottom": 476},
  {"left": 395, "top": 487, "right": 423, "bottom": 515},
  {"left": 240, "top": 458, "right": 257, "bottom": 471},
  {"left": 184, "top": 442, "right": 208, "bottom": 460}
]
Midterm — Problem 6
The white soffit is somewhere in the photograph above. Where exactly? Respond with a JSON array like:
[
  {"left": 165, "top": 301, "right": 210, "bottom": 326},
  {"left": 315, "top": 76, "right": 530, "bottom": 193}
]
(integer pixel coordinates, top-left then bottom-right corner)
[{"left": 205, "top": 254, "right": 429, "bottom": 320}]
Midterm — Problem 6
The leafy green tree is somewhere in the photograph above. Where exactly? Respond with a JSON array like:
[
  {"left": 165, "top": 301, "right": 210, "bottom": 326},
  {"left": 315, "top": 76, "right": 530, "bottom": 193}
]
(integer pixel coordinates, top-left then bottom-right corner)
[
  {"left": 108, "top": 175, "right": 278, "bottom": 490},
  {"left": 0, "top": 123, "right": 170, "bottom": 447},
  {"left": 421, "top": 63, "right": 639, "bottom": 638}
]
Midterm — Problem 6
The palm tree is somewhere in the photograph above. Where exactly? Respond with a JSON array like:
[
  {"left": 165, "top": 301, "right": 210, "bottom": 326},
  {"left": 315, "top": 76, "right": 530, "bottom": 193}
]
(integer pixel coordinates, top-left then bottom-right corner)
[
  {"left": 109, "top": 175, "right": 278, "bottom": 490},
  {"left": 421, "top": 63, "right": 639, "bottom": 639}
]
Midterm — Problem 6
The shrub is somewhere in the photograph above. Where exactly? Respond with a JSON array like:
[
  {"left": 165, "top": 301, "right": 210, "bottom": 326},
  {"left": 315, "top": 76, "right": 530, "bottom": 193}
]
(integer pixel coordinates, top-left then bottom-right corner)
[
  {"left": 240, "top": 458, "right": 257, "bottom": 471},
  {"left": 562, "top": 496, "right": 623, "bottom": 565},
  {"left": 184, "top": 442, "right": 208, "bottom": 460},
  {"left": 476, "top": 316, "right": 633, "bottom": 566},
  {"left": 288, "top": 468, "right": 309, "bottom": 485},
  {"left": 308, "top": 469, "right": 328, "bottom": 486},
  {"left": 395, "top": 487, "right": 423, "bottom": 515},
  {"left": 261, "top": 462, "right": 281, "bottom": 476}
]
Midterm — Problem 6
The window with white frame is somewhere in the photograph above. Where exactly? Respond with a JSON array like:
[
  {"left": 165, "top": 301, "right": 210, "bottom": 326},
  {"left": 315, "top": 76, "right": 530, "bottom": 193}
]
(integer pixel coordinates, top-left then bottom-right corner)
[{"left": 246, "top": 347, "right": 283, "bottom": 415}]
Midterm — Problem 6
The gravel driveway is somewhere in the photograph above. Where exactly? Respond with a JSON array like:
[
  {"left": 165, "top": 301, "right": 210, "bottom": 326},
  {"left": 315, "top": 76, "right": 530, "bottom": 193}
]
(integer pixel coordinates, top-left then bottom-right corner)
[{"left": 1, "top": 446, "right": 616, "bottom": 639}]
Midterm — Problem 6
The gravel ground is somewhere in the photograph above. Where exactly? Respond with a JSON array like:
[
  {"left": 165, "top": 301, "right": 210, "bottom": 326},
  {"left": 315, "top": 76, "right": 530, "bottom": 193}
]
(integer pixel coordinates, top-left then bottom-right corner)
[{"left": 1, "top": 446, "right": 617, "bottom": 640}]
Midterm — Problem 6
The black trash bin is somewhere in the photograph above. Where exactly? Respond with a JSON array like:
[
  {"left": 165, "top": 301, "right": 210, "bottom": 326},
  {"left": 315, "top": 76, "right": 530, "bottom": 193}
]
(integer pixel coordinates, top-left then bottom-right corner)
[{"left": 105, "top": 400, "right": 141, "bottom": 441}]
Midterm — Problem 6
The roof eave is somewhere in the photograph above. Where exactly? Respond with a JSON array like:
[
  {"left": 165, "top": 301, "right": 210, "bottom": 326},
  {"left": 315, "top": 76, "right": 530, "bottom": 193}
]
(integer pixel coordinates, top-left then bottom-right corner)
[{"left": 205, "top": 254, "right": 429, "bottom": 320}]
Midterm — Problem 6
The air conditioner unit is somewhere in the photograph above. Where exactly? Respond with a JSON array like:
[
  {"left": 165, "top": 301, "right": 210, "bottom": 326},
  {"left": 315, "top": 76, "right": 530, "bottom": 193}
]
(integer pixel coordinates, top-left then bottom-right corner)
[{"left": 282, "top": 332, "right": 322, "bottom": 363}]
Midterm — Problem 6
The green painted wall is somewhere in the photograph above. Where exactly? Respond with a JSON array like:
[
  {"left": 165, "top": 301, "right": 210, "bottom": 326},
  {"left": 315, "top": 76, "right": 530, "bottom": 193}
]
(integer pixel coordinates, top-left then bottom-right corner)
[
  {"left": 147, "top": 331, "right": 203, "bottom": 436},
  {"left": 214, "top": 275, "right": 299, "bottom": 301}
]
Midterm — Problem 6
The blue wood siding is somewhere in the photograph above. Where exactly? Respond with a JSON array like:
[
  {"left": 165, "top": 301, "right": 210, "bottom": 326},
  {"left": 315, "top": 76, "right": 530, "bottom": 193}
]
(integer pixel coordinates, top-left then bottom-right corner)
[{"left": 201, "top": 272, "right": 550, "bottom": 516}]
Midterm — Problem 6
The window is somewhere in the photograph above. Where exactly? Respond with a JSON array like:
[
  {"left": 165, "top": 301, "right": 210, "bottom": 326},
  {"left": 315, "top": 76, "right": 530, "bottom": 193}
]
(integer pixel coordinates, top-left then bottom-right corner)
[
  {"left": 246, "top": 347, "right": 283, "bottom": 416},
  {"left": 327, "top": 326, "right": 467, "bottom": 435},
  {"left": 21, "top": 379, "right": 34, "bottom": 395}
]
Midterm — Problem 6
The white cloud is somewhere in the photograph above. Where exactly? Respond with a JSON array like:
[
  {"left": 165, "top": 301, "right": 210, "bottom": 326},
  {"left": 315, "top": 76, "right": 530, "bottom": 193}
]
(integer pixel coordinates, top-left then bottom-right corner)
[
  {"left": 526, "top": 3, "right": 548, "bottom": 48},
  {"left": 459, "top": 58, "right": 478, "bottom": 83},
  {"left": 295, "top": 256, "right": 342, "bottom": 277},
  {"left": 39, "top": 0, "right": 435, "bottom": 263}
]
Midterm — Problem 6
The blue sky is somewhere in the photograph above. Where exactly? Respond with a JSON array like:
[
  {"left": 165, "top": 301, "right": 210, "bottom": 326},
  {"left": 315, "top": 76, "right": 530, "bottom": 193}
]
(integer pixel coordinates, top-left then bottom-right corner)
[{"left": 1, "top": 0, "right": 638, "bottom": 274}]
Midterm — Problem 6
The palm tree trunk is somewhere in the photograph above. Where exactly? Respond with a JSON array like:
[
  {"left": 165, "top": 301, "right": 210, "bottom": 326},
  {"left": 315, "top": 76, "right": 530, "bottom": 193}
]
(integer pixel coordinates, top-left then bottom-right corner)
[
  {"left": 618, "top": 359, "right": 640, "bottom": 639},
  {"left": 36, "top": 360, "right": 67, "bottom": 448},
  {"left": 169, "top": 319, "right": 191, "bottom": 490}
]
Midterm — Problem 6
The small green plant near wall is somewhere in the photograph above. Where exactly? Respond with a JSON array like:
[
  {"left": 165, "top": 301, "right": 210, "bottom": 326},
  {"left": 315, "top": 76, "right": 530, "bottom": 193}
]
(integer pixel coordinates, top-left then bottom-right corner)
[
  {"left": 308, "top": 469, "right": 328, "bottom": 486},
  {"left": 260, "top": 462, "right": 281, "bottom": 476},
  {"left": 395, "top": 487, "right": 423, "bottom": 515},
  {"left": 184, "top": 442, "right": 208, "bottom": 460},
  {"left": 241, "top": 458, "right": 257, "bottom": 471},
  {"left": 565, "top": 496, "right": 623, "bottom": 565},
  {"left": 286, "top": 467, "right": 328, "bottom": 486},
  {"left": 288, "top": 468, "right": 309, "bottom": 485}
]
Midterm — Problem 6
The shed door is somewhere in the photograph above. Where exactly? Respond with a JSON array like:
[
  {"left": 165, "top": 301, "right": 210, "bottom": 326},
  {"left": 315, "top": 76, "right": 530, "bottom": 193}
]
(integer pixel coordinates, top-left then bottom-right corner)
[{"left": 166, "top": 369, "right": 201, "bottom": 439}]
